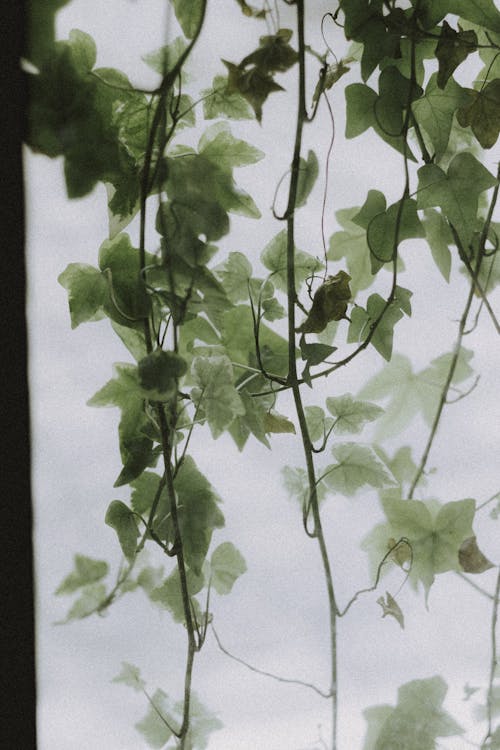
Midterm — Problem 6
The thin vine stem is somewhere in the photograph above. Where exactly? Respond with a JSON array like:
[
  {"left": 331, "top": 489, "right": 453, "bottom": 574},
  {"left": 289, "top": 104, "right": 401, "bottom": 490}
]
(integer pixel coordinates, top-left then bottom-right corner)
[{"left": 481, "top": 567, "right": 500, "bottom": 749}]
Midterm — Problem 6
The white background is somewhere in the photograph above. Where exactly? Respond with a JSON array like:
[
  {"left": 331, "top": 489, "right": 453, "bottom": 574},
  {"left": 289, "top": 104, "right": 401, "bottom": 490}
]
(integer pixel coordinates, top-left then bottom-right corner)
[{"left": 27, "top": 1, "right": 500, "bottom": 748}]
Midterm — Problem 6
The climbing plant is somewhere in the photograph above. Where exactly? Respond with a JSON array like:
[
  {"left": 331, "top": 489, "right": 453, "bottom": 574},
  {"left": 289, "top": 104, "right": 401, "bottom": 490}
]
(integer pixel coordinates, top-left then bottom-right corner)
[{"left": 26, "top": 0, "right": 500, "bottom": 748}]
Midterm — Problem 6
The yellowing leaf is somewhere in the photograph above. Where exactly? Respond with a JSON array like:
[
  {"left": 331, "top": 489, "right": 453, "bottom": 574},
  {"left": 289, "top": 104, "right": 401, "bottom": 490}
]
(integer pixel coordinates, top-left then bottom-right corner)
[
  {"left": 458, "top": 536, "right": 494, "bottom": 573},
  {"left": 297, "top": 271, "right": 352, "bottom": 333},
  {"left": 377, "top": 591, "right": 404, "bottom": 629},
  {"left": 263, "top": 410, "right": 296, "bottom": 434}
]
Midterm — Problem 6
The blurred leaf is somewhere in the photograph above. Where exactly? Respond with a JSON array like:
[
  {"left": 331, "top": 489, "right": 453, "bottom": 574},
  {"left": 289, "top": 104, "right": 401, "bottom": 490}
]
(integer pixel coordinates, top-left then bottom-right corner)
[
  {"left": 199, "top": 121, "right": 264, "bottom": 168},
  {"left": 171, "top": 0, "right": 204, "bottom": 39},
  {"left": 138, "top": 350, "right": 187, "bottom": 401},
  {"left": 135, "top": 688, "right": 176, "bottom": 747},
  {"left": 296, "top": 150, "right": 319, "bottom": 208},
  {"left": 263, "top": 410, "right": 296, "bottom": 434},
  {"left": 191, "top": 356, "right": 245, "bottom": 438},
  {"left": 202, "top": 74, "right": 255, "bottom": 120},
  {"left": 261, "top": 230, "right": 322, "bottom": 294},
  {"left": 210, "top": 542, "right": 247, "bottom": 594},
  {"left": 56, "top": 554, "right": 108, "bottom": 595},
  {"left": 112, "top": 662, "right": 146, "bottom": 692},
  {"left": 377, "top": 592, "right": 404, "bottom": 629},
  {"left": 458, "top": 536, "right": 494, "bottom": 573},
  {"left": 323, "top": 443, "right": 396, "bottom": 497}
]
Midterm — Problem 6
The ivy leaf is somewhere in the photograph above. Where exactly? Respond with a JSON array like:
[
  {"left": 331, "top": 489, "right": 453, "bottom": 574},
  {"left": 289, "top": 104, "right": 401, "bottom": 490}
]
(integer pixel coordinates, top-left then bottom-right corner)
[
  {"left": 362, "top": 706, "right": 394, "bottom": 750},
  {"left": 88, "top": 363, "right": 155, "bottom": 486},
  {"left": 323, "top": 443, "right": 396, "bottom": 497},
  {"left": 297, "top": 271, "right": 352, "bottom": 334},
  {"left": 112, "top": 662, "right": 146, "bottom": 692},
  {"left": 345, "top": 83, "right": 416, "bottom": 160},
  {"left": 282, "top": 465, "right": 327, "bottom": 506},
  {"left": 348, "top": 294, "right": 404, "bottom": 361},
  {"left": 261, "top": 229, "right": 322, "bottom": 293},
  {"left": 55, "top": 554, "right": 109, "bottom": 595},
  {"left": 377, "top": 591, "right": 404, "bottom": 629},
  {"left": 214, "top": 252, "right": 253, "bottom": 303},
  {"left": 138, "top": 350, "right": 187, "bottom": 401},
  {"left": 174, "top": 456, "right": 225, "bottom": 575},
  {"left": 110, "top": 321, "right": 148, "bottom": 362},
  {"left": 223, "top": 60, "right": 284, "bottom": 123},
  {"left": 58, "top": 263, "right": 107, "bottom": 328},
  {"left": 367, "top": 199, "right": 424, "bottom": 266},
  {"left": 417, "top": 153, "right": 497, "bottom": 249},
  {"left": 202, "top": 74, "right": 255, "bottom": 120},
  {"left": 142, "top": 36, "right": 187, "bottom": 75},
  {"left": 328, "top": 206, "right": 378, "bottom": 295},
  {"left": 171, "top": 0, "right": 204, "bottom": 39},
  {"left": 239, "top": 28, "right": 298, "bottom": 73},
  {"left": 150, "top": 566, "right": 205, "bottom": 622},
  {"left": 98, "top": 233, "right": 151, "bottom": 326},
  {"left": 227, "top": 388, "right": 273, "bottom": 451},
  {"left": 199, "top": 121, "right": 264, "bottom": 169},
  {"left": 422, "top": 208, "right": 453, "bottom": 282},
  {"left": 105, "top": 500, "right": 139, "bottom": 561},
  {"left": 340, "top": 0, "right": 401, "bottom": 81},
  {"left": 296, "top": 149, "right": 319, "bottom": 208},
  {"left": 365, "top": 675, "right": 464, "bottom": 750},
  {"left": 135, "top": 688, "right": 176, "bottom": 747},
  {"left": 374, "top": 497, "right": 475, "bottom": 596},
  {"left": 432, "top": 0, "right": 500, "bottom": 34},
  {"left": 457, "top": 79, "right": 500, "bottom": 149},
  {"left": 360, "top": 349, "right": 474, "bottom": 439},
  {"left": 191, "top": 355, "right": 245, "bottom": 439},
  {"left": 60, "top": 583, "right": 107, "bottom": 623},
  {"left": 300, "top": 339, "right": 338, "bottom": 367},
  {"left": 221, "top": 305, "right": 290, "bottom": 378},
  {"left": 412, "top": 73, "right": 468, "bottom": 163},
  {"left": 436, "top": 21, "right": 478, "bottom": 89},
  {"left": 458, "top": 536, "right": 494, "bottom": 573},
  {"left": 210, "top": 542, "right": 247, "bottom": 594},
  {"left": 305, "top": 405, "right": 332, "bottom": 443},
  {"left": 325, "top": 394, "right": 383, "bottom": 435},
  {"left": 263, "top": 410, "right": 296, "bottom": 434}
]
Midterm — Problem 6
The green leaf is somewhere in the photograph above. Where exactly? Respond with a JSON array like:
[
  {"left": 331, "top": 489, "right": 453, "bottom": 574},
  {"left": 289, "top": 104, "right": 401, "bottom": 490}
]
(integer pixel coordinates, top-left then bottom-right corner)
[
  {"left": 323, "top": 443, "right": 396, "bottom": 497},
  {"left": 202, "top": 75, "right": 255, "bottom": 120},
  {"left": 366, "top": 676, "right": 463, "bottom": 750},
  {"left": 223, "top": 60, "right": 284, "bottom": 123},
  {"left": 420, "top": 0, "right": 500, "bottom": 34},
  {"left": 360, "top": 349, "right": 474, "bottom": 439},
  {"left": 340, "top": 0, "right": 401, "bottom": 81},
  {"left": 142, "top": 36, "right": 187, "bottom": 75},
  {"left": 300, "top": 340, "right": 338, "bottom": 366},
  {"left": 210, "top": 542, "right": 247, "bottom": 594},
  {"left": 150, "top": 567, "right": 205, "bottom": 622},
  {"left": 367, "top": 199, "right": 424, "bottom": 266},
  {"left": 171, "top": 0, "right": 204, "bottom": 39},
  {"left": 325, "top": 394, "right": 383, "bottom": 435},
  {"left": 215, "top": 252, "right": 253, "bottom": 303},
  {"left": 88, "top": 363, "right": 155, "bottom": 486},
  {"left": 363, "top": 706, "right": 394, "bottom": 750},
  {"left": 261, "top": 229, "right": 322, "bottom": 293},
  {"left": 110, "top": 321, "right": 148, "bottom": 362},
  {"left": 227, "top": 389, "right": 272, "bottom": 451},
  {"left": 436, "top": 21, "right": 477, "bottom": 89},
  {"left": 412, "top": 73, "right": 468, "bottom": 162},
  {"left": 367, "top": 497, "right": 475, "bottom": 596},
  {"left": 138, "top": 350, "right": 187, "bottom": 400},
  {"left": 457, "top": 79, "right": 500, "bottom": 149},
  {"left": 55, "top": 554, "right": 109, "bottom": 595},
  {"left": 305, "top": 405, "right": 332, "bottom": 443},
  {"left": 105, "top": 500, "right": 139, "bottom": 561},
  {"left": 58, "top": 263, "right": 107, "bottom": 328},
  {"left": 328, "top": 206, "right": 378, "bottom": 295},
  {"left": 199, "top": 121, "right": 264, "bottom": 169},
  {"left": 191, "top": 355, "right": 245, "bottom": 438},
  {"left": 98, "top": 233, "right": 151, "bottom": 326},
  {"left": 221, "top": 305, "right": 290, "bottom": 378},
  {"left": 61, "top": 583, "right": 107, "bottom": 622},
  {"left": 135, "top": 688, "right": 175, "bottom": 748},
  {"left": 112, "top": 662, "right": 146, "bottom": 692},
  {"left": 417, "top": 153, "right": 497, "bottom": 249},
  {"left": 296, "top": 150, "right": 319, "bottom": 208},
  {"left": 422, "top": 208, "right": 453, "bottom": 281},
  {"left": 67, "top": 29, "right": 96, "bottom": 72},
  {"left": 345, "top": 82, "right": 416, "bottom": 159},
  {"left": 282, "top": 465, "right": 327, "bottom": 506},
  {"left": 174, "top": 457, "right": 225, "bottom": 575},
  {"left": 348, "top": 294, "right": 404, "bottom": 361}
]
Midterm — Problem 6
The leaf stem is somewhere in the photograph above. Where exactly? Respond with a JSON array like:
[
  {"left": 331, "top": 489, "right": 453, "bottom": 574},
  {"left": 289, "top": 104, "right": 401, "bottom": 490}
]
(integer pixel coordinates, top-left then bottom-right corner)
[{"left": 481, "top": 567, "right": 500, "bottom": 749}]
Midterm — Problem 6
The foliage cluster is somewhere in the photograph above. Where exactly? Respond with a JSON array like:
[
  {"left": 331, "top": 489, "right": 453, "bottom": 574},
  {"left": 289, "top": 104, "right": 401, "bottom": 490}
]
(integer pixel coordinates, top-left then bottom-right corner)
[{"left": 26, "top": 0, "right": 500, "bottom": 748}]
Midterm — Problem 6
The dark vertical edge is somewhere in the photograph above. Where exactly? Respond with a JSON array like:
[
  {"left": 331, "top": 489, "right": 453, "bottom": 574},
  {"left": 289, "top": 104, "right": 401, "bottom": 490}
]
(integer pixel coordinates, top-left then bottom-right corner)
[{"left": 1, "top": 1, "right": 37, "bottom": 748}]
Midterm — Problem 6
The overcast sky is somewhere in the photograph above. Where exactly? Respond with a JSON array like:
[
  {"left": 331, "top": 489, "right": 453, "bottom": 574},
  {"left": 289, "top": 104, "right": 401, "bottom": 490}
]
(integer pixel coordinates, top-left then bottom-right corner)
[{"left": 28, "top": 2, "right": 500, "bottom": 748}]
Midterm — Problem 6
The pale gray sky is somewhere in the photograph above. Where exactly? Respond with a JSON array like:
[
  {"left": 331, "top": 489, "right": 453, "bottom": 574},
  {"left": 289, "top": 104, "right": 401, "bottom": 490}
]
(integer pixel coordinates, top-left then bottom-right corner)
[{"left": 28, "top": 2, "right": 499, "bottom": 748}]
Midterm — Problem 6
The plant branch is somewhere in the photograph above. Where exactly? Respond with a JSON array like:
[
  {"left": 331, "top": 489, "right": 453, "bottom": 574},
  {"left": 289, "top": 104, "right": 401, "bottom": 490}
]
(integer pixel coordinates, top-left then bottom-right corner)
[{"left": 481, "top": 567, "right": 500, "bottom": 749}]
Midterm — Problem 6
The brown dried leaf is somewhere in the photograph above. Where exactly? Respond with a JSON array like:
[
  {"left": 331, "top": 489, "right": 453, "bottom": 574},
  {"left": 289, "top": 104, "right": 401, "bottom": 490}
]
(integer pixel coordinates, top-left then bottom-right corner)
[
  {"left": 458, "top": 536, "right": 494, "bottom": 574},
  {"left": 377, "top": 591, "right": 405, "bottom": 629},
  {"left": 297, "top": 270, "right": 351, "bottom": 334}
]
